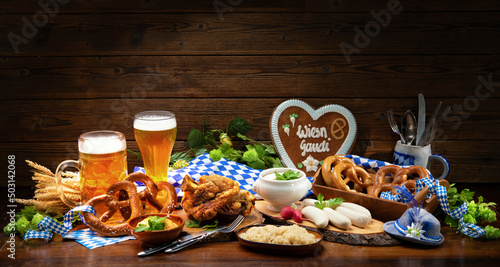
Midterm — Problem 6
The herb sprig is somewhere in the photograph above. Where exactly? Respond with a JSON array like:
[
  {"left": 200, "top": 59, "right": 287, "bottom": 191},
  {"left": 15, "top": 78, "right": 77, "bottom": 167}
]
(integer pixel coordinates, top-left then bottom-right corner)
[
  {"left": 275, "top": 170, "right": 301, "bottom": 180},
  {"left": 314, "top": 193, "right": 344, "bottom": 210}
]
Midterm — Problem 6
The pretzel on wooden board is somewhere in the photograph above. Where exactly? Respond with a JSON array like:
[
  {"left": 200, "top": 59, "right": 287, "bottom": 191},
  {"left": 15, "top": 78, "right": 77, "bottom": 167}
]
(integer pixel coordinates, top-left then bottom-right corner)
[{"left": 320, "top": 156, "right": 430, "bottom": 199}]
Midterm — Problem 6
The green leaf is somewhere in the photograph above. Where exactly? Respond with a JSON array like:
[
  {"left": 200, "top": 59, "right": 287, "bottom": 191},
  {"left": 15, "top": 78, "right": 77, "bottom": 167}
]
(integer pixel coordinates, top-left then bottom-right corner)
[
  {"left": 201, "top": 220, "right": 219, "bottom": 230},
  {"left": 205, "top": 132, "right": 217, "bottom": 148},
  {"left": 188, "top": 129, "right": 206, "bottom": 149},
  {"left": 228, "top": 117, "right": 251, "bottom": 135},
  {"left": 134, "top": 224, "right": 150, "bottom": 233},
  {"left": 186, "top": 219, "right": 201, "bottom": 228},
  {"left": 264, "top": 144, "right": 276, "bottom": 155},
  {"left": 195, "top": 148, "right": 210, "bottom": 157},
  {"left": 253, "top": 144, "right": 266, "bottom": 159},
  {"left": 247, "top": 159, "right": 265, "bottom": 170},
  {"left": 275, "top": 170, "right": 301, "bottom": 180},
  {"left": 170, "top": 152, "right": 193, "bottom": 165}
]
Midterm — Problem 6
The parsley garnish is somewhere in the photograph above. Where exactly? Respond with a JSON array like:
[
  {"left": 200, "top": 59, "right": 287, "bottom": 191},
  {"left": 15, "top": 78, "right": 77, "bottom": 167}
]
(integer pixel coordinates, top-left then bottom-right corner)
[{"left": 275, "top": 170, "right": 301, "bottom": 180}]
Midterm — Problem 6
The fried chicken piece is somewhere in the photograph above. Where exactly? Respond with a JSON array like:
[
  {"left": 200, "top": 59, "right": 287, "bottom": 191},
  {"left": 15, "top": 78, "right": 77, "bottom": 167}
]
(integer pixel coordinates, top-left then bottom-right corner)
[{"left": 181, "top": 174, "right": 255, "bottom": 221}]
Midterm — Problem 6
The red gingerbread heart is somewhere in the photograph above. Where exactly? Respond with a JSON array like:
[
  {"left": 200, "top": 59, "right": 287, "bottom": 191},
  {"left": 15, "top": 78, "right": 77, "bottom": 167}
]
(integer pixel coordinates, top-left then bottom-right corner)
[{"left": 270, "top": 99, "right": 357, "bottom": 177}]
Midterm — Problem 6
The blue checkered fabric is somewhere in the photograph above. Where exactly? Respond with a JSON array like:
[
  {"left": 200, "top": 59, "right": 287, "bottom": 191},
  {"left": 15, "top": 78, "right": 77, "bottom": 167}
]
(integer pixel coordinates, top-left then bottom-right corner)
[
  {"left": 346, "top": 154, "right": 485, "bottom": 238},
  {"left": 135, "top": 153, "right": 315, "bottom": 199},
  {"left": 24, "top": 205, "right": 136, "bottom": 249}
]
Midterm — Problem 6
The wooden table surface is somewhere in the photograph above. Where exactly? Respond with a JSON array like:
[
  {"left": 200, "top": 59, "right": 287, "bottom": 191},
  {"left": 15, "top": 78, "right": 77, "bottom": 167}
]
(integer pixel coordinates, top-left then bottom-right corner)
[
  {"left": 1, "top": 185, "right": 499, "bottom": 266},
  {"left": 1, "top": 226, "right": 499, "bottom": 266}
]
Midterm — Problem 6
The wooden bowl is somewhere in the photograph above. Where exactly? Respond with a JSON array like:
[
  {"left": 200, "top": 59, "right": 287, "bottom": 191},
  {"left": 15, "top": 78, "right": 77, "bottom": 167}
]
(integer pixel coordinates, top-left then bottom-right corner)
[
  {"left": 236, "top": 224, "right": 323, "bottom": 255},
  {"left": 128, "top": 213, "right": 185, "bottom": 245}
]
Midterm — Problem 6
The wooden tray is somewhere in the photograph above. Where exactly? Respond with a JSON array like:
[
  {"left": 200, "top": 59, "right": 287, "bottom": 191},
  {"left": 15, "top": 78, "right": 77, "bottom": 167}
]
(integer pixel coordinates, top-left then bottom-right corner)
[
  {"left": 255, "top": 200, "right": 399, "bottom": 246},
  {"left": 311, "top": 168, "right": 449, "bottom": 222}
]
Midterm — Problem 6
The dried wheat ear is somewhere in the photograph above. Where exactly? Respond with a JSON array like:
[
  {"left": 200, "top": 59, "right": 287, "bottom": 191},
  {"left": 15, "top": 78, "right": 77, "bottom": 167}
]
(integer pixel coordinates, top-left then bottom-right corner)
[{"left": 14, "top": 160, "right": 81, "bottom": 216}]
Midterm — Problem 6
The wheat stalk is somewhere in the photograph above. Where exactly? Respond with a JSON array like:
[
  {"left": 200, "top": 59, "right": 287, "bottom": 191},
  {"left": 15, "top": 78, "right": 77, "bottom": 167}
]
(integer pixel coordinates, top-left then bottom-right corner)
[{"left": 16, "top": 161, "right": 82, "bottom": 215}]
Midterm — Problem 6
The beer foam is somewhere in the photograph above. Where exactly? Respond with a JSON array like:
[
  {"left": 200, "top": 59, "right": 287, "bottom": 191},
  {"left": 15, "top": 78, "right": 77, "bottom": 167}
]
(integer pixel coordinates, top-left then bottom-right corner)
[
  {"left": 79, "top": 135, "right": 126, "bottom": 155},
  {"left": 134, "top": 115, "right": 177, "bottom": 131}
]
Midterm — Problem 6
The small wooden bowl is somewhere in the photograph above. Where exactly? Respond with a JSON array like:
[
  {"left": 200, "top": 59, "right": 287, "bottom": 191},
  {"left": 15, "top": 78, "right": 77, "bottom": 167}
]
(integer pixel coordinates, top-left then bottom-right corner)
[{"left": 128, "top": 213, "right": 185, "bottom": 245}]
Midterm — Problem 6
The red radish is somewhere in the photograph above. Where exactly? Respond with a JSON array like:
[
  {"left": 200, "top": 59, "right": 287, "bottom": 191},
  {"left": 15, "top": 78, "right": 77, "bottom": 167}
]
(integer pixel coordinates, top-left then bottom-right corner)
[
  {"left": 293, "top": 209, "right": 304, "bottom": 223},
  {"left": 280, "top": 206, "right": 295, "bottom": 219}
]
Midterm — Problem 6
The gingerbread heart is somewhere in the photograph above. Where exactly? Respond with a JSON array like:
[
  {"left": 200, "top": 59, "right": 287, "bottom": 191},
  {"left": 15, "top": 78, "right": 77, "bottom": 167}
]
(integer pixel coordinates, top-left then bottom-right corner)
[{"left": 270, "top": 99, "right": 357, "bottom": 177}]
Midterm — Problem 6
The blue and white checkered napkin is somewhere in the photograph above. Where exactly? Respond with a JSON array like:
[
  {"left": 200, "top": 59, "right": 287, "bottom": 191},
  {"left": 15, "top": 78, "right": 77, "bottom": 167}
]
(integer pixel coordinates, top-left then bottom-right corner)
[
  {"left": 346, "top": 154, "right": 485, "bottom": 238},
  {"left": 134, "top": 153, "right": 315, "bottom": 199},
  {"left": 24, "top": 205, "right": 135, "bottom": 249}
]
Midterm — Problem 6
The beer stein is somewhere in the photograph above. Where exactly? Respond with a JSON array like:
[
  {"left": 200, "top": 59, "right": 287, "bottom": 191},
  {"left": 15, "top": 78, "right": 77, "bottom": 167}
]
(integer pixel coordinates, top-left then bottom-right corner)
[
  {"left": 56, "top": 131, "right": 128, "bottom": 207},
  {"left": 134, "top": 110, "right": 177, "bottom": 183}
]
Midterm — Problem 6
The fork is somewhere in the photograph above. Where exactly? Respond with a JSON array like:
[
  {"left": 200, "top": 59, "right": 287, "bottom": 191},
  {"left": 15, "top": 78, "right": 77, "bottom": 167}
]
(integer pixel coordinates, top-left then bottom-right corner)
[
  {"left": 165, "top": 214, "right": 245, "bottom": 253},
  {"left": 387, "top": 109, "right": 405, "bottom": 143}
]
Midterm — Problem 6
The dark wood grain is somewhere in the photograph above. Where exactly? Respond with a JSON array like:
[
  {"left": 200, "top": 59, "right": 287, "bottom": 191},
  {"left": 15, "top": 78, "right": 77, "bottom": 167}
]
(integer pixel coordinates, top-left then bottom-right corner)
[
  {"left": 1, "top": 12, "right": 500, "bottom": 56},
  {"left": 1, "top": 98, "right": 499, "bottom": 142},
  {"left": 1, "top": 0, "right": 499, "bottom": 13},
  {"left": 1, "top": 55, "right": 499, "bottom": 99}
]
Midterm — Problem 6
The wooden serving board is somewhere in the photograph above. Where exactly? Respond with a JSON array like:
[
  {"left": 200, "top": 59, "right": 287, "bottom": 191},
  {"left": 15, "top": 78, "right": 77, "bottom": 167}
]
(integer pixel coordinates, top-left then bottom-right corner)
[
  {"left": 255, "top": 200, "right": 399, "bottom": 246},
  {"left": 171, "top": 209, "right": 264, "bottom": 243}
]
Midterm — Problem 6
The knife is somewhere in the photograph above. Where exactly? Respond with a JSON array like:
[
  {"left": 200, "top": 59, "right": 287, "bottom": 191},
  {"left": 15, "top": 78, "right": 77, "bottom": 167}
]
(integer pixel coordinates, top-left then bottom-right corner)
[
  {"left": 137, "top": 227, "right": 222, "bottom": 257},
  {"left": 416, "top": 93, "right": 426, "bottom": 145},
  {"left": 418, "top": 101, "right": 441, "bottom": 146},
  {"left": 164, "top": 229, "right": 219, "bottom": 253}
]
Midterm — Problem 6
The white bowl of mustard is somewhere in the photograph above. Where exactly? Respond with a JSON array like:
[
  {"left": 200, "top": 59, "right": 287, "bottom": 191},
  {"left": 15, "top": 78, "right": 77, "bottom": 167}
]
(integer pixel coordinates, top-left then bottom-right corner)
[{"left": 252, "top": 168, "right": 311, "bottom": 212}]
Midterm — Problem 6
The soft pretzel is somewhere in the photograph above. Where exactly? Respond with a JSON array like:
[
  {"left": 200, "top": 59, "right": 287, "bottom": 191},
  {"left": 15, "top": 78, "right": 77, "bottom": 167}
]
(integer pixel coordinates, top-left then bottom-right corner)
[
  {"left": 331, "top": 163, "right": 363, "bottom": 191},
  {"left": 373, "top": 165, "right": 402, "bottom": 185},
  {"left": 82, "top": 180, "right": 143, "bottom": 236},
  {"left": 394, "top": 165, "right": 428, "bottom": 184},
  {"left": 120, "top": 172, "right": 178, "bottom": 216},
  {"left": 321, "top": 155, "right": 356, "bottom": 187}
]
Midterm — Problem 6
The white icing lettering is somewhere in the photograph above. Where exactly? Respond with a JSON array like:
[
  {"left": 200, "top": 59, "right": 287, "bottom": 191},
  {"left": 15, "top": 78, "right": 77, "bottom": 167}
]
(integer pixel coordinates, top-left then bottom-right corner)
[
  {"left": 296, "top": 125, "right": 328, "bottom": 139},
  {"left": 300, "top": 140, "right": 330, "bottom": 157}
]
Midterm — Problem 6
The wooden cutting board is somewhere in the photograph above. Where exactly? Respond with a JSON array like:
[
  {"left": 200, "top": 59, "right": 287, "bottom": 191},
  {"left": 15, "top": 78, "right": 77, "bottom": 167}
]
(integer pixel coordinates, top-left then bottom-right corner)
[{"left": 255, "top": 200, "right": 399, "bottom": 246}]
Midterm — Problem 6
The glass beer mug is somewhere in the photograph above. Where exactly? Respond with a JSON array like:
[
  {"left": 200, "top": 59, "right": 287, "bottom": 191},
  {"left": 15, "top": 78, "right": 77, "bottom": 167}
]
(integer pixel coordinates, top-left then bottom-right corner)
[
  {"left": 56, "top": 131, "right": 128, "bottom": 207},
  {"left": 133, "top": 111, "right": 177, "bottom": 183}
]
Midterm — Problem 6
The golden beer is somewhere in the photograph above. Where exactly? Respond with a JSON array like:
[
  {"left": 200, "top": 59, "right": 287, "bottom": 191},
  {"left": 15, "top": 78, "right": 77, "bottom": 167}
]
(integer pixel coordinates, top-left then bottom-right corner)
[
  {"left": 56, "top": 131, "right": 128, "bottom": 208},
  {"left": 134, "top": 111, "right": 177, "bottom": 183},
  {"left": 79, "top": 150, "right": 127, "bottom": 203},
  {"left": 77, "top": 131, "right": 128, "bottom": 203}
]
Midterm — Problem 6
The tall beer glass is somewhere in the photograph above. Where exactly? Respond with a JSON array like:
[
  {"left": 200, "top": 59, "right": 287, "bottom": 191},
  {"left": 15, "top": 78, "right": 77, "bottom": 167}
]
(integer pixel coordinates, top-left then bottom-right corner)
[
  {"left": 134, "top": 111, "right": 177, "bottom": 183},
  {"left": 56, "top": 131, "right": 128, "bottom": 207}
]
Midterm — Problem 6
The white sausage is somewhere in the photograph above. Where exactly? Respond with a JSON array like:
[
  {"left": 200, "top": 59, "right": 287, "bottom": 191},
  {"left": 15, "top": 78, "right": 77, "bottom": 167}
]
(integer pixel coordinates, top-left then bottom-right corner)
[
  {"left": 301, "top": 206, "right": 329, "bottom": 228},
  {"left": 335, "top": 206, "right": 370, "bottom": 228},
  {"left": 323, "top": 207, "right": 351, "bottom": 230},
  {"left": 301, "top": 198, "right": 317, "bottom": 208},
  {"left": 340, "top": 202, "right": 372, "bottom": 221}
]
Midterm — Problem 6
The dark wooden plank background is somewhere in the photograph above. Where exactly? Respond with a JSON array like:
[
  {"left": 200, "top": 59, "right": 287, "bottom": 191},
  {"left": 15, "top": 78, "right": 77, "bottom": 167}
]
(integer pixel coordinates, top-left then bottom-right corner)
[{"left": 1, "top": 0, "right": 499, "bottom": 187}]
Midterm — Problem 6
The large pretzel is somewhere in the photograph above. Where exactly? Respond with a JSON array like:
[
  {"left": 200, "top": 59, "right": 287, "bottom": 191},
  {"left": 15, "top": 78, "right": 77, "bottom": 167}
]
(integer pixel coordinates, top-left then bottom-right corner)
[
  {"left": 82, "top": 180, "right": 143, "bottom": 236},
  {"left": 394, "top": 165, "right": 428, "bottom": 184},
  {"left": 119, "top": 172, "right": 178, "bottom": 218},
  {"left": 321, "top": 155, "right": 356, "bottom": 187},
  {"left": 373, "top": 165, "right": 402, "bottom": 185},
  {"left": 368, "top": 179, "right": 417, "bottom": 198}
]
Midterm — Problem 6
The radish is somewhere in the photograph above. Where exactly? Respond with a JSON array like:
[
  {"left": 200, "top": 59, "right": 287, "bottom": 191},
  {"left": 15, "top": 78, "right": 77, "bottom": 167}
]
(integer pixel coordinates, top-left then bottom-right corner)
[
  {"left": 289, "top": 114, "right": 298, "bottom": 128},
  {"left": 292, "top": 209, "right": 305, "bottom": 223},
  {"left": 279, "top": 206, "right": 295, "bottom": 219},
  {"left": 282, "top": 124, "right": 290, "bottom": 136}
]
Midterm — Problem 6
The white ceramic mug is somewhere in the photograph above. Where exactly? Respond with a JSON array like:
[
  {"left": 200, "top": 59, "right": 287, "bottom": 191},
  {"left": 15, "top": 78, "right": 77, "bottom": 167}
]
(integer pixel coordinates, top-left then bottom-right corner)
[{"left": 393, "top": 140, "right": 450, "bottom": 180}]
